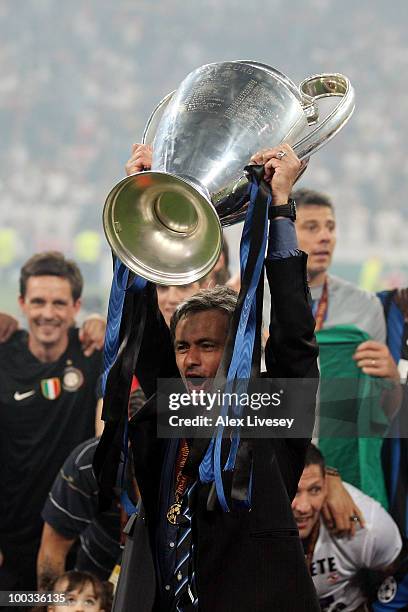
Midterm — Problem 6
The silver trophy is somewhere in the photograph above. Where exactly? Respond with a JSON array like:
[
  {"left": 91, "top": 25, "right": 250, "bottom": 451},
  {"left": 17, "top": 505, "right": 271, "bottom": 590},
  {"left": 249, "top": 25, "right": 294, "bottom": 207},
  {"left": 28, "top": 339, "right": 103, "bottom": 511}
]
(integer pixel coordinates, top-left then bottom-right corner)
[{"left": 103, "top": 61, "right": 354, "bottom": 284}]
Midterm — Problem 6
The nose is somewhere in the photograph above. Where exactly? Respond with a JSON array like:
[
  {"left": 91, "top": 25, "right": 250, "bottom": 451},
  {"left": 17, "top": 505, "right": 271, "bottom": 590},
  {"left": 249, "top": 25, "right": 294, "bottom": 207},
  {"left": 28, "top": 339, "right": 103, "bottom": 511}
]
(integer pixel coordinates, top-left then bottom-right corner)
[
  {"left": 184, "top": 345, "right": 201, "bottom": 369},
  {"left": 167, "top": 286, "right": 182, "bottom": 307},
  {"left": 318, "top": 227, "right": 332, "bottom": 243},
  {"left": 293, "top": 492, "right": 312, "bottom": 515},
  {"left": 41, "top": 302, "right": 56, "bottom": 319}
]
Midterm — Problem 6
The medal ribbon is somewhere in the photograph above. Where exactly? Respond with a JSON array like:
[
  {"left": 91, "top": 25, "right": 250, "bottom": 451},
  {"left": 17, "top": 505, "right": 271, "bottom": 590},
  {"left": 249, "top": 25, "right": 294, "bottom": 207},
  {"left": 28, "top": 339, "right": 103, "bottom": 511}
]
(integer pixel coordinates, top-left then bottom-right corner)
[
  {"left": 313, "top": 277, "right": 328, "bottom": 332},
  {"left": 199, "top": 166, "right": 270, "bottom": 511},
  {"left": 94, "top": 257, "right": 147, "bottom": 511}
]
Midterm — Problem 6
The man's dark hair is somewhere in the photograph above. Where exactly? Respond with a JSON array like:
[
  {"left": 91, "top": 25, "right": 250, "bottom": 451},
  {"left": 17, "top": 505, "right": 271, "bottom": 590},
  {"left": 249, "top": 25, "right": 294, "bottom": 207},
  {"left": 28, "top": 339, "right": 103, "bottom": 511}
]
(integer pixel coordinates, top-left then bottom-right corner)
[
  {"left": 304, "top": 443, "right": 326, "bottom": 476},
  {"left": 170, "top": 285, "right": 237, "bottom": 340},
  {"left": 20, "top": 251, "right": 83, "bottom": 301},
  {"left": 291, "top": 188, "right": 334, "bottom": 211}
]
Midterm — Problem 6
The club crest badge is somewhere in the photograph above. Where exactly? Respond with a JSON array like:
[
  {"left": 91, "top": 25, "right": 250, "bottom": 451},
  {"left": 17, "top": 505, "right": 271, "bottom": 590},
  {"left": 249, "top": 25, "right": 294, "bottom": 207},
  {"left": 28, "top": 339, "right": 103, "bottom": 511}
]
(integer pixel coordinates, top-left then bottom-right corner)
[
  {"left": 62, "top": 366, "right": 84, "bottom": 392},
  {"left": 377, "top": 575, "right": 397, "bottom": 604},
  {"left": 41, "top": 378, "right": 61, "bottom": 400}
]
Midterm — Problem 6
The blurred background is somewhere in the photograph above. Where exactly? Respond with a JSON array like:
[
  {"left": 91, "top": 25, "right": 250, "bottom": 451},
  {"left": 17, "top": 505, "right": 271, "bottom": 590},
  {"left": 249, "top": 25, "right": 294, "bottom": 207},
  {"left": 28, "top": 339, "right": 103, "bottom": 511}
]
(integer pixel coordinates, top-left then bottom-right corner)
[{"left": 1, "top": 0, "right": 407, "bottom": 319}]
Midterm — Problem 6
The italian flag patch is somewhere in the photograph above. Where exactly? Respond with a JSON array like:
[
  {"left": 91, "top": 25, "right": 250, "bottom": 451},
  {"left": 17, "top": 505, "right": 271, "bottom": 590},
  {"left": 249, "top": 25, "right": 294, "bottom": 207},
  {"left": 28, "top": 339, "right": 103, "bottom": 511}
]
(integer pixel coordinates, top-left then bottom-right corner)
[{"left": 40, "top": 378, "right": 61, "bottom": 400}]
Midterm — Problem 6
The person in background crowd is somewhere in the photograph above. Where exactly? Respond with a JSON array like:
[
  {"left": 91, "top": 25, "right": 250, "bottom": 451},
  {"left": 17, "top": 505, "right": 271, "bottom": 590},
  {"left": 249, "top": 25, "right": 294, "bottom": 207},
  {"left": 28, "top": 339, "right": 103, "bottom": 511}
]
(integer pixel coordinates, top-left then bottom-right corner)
[
  {"left": 377, "top": 288, "right": 408, "bottom": 541},
  {"left": 292, "top": 188, "right": 402, "bottom": 507},
  {"left": 199, "top": 240, "right": 231, "bottom": 288},
  {"left": 38, "top": 438, "right": 121, "bottom": 591},
  {"left": 0, "top": 252, "right": 104, "bottom": 593},
  {"left": 156, "top": 283, "right": 201, "bottom": 327},
  {"left": 39, "top": 570, "right": 112, "bottom": 612},
  {"left": 292, "top": 444, "right": 402, "bottom": 612},
  {"left": 0, "top": 311, "right": 106, "bottom": 355}
]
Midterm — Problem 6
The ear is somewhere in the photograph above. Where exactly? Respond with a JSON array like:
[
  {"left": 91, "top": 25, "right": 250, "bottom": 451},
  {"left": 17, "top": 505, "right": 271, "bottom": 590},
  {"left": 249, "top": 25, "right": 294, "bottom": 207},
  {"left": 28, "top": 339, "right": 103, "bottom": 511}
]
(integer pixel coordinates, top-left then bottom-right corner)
[
  {"left": 73, "top": 298, "right": 82, "bottom": 316},
  {"left": 18, "top": 295, "right": 25, "bottom": 313}
]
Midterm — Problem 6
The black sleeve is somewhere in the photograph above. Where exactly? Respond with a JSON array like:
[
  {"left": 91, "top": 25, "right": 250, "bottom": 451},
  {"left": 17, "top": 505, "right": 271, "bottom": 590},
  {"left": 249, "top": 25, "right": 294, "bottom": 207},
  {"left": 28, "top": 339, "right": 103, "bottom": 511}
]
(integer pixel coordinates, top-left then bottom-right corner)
[
  {"left": 264, "top": 253, "right": 318, "bottom": 380},
  {"left": 134, "top": 282, "right": 179, "bottom": 398},
  {"left": 264, "top": 253, "right": 319, "bottom": 492}
]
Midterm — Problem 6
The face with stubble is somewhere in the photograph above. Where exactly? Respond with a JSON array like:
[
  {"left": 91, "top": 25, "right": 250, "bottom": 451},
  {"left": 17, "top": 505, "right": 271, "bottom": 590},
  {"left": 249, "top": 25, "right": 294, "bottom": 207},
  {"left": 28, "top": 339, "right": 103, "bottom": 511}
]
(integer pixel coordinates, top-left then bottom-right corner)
[
  {"left": 291, "top": 464, "right": 327, "bottom": 539},
  {"left": 18, "top": 275, "right": 80, "bottom": 355},
  {"left": 295, "top": 205, "right": 336, "bottom": 284},
  {"left": 174, "top": 309, "right": 230, "bottom": 391}
]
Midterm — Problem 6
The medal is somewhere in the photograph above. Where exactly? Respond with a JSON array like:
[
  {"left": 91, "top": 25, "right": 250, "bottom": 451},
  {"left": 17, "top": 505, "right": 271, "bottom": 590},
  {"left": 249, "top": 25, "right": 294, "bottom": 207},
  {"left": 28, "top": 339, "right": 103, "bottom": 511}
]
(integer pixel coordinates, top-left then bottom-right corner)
[
  {"left": 167, "top": 439, "right": 192, "bottom": 524},
  {"left": 167, "top": 501, "right": 182, "bottom": 524}
]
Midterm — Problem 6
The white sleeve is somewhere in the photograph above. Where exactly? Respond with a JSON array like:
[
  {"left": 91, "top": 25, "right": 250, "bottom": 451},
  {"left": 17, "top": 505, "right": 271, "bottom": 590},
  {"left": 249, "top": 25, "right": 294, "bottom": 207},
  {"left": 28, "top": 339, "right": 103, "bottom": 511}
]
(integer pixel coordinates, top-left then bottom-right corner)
[
  {"left": 369, "top": 295, "right": 387, "bottom": 343},
  {"left": 362, "top": 503, "right": 402, "bottom": 569}
]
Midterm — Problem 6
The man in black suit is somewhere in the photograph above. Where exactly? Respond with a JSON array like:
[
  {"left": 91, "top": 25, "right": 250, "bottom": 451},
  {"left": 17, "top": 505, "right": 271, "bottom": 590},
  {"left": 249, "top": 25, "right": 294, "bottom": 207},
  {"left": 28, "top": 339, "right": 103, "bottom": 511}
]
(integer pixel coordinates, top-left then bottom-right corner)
[{"left": 102, "top": 143, "right": 320, "bottom": 611}]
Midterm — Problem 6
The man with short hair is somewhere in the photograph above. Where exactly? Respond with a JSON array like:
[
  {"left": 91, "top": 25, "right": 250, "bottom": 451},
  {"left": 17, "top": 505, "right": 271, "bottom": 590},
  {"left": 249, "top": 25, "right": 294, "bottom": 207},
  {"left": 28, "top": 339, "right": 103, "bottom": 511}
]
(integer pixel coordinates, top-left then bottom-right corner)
[
  {"left": 292, "top": 444, "right": 402, "bottom": 612},
  {"left": 38, "top": 437, "right": 121, "bottom": 591},
  {"left": 0, "top": 251, "right": 103, "bottom": 591},
  {"left": 293, "top": 188, "right": 387, "bottom": 341},
  {"left": 103, "top": 144, "right": 321, "bottom": 611},
  {"left": 293, "top": 188, "right": 401, "bottom": 507}
]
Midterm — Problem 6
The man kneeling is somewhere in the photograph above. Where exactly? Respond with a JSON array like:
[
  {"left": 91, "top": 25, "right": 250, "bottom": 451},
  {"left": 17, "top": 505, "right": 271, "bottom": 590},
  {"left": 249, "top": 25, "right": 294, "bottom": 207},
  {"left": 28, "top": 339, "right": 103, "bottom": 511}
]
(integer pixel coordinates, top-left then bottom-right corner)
[{"left": 292, "top": 444, "right": 402, "bottom": 611}]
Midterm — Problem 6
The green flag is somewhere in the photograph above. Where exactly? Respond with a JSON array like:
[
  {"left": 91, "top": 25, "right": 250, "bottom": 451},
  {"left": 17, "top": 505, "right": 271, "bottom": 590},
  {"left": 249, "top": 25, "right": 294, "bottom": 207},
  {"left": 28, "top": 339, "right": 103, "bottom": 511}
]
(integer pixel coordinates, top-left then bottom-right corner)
[{"left": 317, "top": 324, "right": 389, "bottom": 508}]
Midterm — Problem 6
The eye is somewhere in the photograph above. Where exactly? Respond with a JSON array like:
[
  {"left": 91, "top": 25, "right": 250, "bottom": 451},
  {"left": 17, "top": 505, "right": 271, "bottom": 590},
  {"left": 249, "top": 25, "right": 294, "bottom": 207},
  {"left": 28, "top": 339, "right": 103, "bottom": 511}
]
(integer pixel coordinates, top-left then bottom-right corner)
[
  {"left": 85, "top": 598, "right": 97, "bottom": 606},
  {"left": 310, "top": 486, "right": 322, "bottom": 495},
  {"left": 304, "top": 222, "right": 318, "bottom": 232},
  {"left": 201, "top": 342, "right": 215, "bottom": 350},
  {"left": 175, "top": 343, "right": 188, "bottom": 353}
]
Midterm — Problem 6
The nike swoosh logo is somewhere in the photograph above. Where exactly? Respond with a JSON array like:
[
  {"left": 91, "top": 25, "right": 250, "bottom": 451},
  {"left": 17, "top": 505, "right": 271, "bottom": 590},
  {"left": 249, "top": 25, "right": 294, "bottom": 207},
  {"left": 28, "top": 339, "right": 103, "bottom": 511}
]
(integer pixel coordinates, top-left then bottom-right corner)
[{"left": 14, "top": 390, "right": 36, "bottom": 401}]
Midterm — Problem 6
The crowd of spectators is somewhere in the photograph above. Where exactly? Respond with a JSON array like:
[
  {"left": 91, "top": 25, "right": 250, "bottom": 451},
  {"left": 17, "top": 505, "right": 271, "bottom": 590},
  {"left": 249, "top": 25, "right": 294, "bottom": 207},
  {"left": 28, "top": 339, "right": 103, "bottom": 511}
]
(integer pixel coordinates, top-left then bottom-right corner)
[
  {"left": 0, "top": 2, "right": 408, "bottom": 607},
  {"left": 0, "top": 0, "right": 407, "bottom": 304}
]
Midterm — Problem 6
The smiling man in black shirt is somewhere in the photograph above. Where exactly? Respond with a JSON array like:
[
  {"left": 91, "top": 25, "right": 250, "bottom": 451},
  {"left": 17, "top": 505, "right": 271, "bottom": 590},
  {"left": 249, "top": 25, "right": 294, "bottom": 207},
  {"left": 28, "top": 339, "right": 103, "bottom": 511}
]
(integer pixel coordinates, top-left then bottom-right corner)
[{"left": 0, "top": 252, "right": 103, "bottom": 592}]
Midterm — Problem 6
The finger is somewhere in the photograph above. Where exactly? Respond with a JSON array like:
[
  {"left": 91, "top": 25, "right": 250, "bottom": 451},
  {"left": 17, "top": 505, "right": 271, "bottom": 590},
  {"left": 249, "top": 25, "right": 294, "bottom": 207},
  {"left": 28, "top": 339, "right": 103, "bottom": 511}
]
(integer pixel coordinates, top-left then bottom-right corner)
[
  {"left": 249, "top": 152, "right": 267, "bottom": 165},
  {"left": 83, "top": 340, "right": 98, "bottom": 357},
  {"left": 321, "top": 504, "right": 336, "bottom": 530},
  {"left": 263, "top": 158, "right": 281, "bottom": 179},
  {"left": 331, "top": 511, "right": 348, "bottom": 534},
  {"left": 361, "top": 366, "right": 387, "bottom": 377},
  {"left": 250, "top": 148, "right": 283, "bottom": 164},
  {"left": 356, "top": 340, "right": 382, "bottom": 351},
  {"left": 355, "top": 357, "right": 384, "bottom": 368},
  {"left": 0, "top": 324, "right": 10, "bottom": 342},
  {"left": 353, "top": 349, "right": 386, "bottom": 361},
  {"left": 354, "top": 506, "right": 365, "bottom": 528}
]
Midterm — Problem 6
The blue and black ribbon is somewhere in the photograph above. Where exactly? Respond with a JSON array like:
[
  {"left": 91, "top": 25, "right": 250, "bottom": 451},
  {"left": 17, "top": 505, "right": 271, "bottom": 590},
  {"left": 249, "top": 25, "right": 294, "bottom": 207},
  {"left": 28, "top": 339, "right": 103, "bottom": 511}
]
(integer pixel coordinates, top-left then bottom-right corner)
[
  {"left": 93, "top": 258, "right": 147, "bottom": 511},
  {"left": 197, "top": 165, "right": 272, "bottom": 511}
]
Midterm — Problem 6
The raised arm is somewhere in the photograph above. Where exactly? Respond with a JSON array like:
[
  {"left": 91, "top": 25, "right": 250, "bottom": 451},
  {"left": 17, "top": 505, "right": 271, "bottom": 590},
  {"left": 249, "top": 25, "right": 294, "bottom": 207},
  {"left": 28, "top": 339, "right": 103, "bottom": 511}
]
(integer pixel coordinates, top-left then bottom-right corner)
[{"left": 249, "top": 144, "right": 318, "bottom": 379}]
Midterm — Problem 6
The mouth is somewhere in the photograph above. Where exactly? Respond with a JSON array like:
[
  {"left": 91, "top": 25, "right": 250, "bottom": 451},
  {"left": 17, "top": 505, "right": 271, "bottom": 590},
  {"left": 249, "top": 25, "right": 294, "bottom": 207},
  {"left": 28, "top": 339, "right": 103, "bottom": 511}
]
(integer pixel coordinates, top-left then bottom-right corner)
[
  {"left": 185, "top": 376, "right": 208, "bottom": 392},
  {"left": 312, "top": 250, "right": 330, "bottom": 258},
  {"left": 36, "top": 321, "right": 60, "bottom": 331},
  {"left": 295, "top": 516, "right": 313, "bottom": 529}
]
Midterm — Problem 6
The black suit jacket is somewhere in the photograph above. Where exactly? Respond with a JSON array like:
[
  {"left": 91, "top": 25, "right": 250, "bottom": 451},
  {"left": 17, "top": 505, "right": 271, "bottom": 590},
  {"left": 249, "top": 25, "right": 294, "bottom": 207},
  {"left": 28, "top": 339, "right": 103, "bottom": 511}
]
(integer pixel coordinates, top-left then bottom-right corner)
[{"left": 116, "top": 254, "right": 320, "bottom": 612}]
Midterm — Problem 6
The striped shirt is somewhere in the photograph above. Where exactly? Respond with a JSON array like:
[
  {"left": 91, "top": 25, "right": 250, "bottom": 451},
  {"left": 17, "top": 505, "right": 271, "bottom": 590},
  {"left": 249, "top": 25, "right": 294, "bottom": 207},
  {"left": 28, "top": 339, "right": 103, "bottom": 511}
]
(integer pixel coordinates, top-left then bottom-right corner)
[{"left": 42, "top": 437, "right": 121, "bottom": 580}]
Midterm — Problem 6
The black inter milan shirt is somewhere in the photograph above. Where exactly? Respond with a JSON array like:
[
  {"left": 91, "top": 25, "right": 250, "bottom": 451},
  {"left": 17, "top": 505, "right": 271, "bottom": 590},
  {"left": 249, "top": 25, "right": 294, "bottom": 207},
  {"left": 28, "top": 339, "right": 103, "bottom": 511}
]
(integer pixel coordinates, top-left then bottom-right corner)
[{"left": 0, "top": 328, "right": 102, "bottom": 545}]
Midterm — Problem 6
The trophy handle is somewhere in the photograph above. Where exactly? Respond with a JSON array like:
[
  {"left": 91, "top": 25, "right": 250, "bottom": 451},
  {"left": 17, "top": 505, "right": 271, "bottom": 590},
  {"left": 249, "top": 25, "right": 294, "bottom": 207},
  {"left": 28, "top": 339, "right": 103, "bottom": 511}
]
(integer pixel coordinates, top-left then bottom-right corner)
[{"left": 293, "top": 73, "right": 355, "bottom": 160}]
